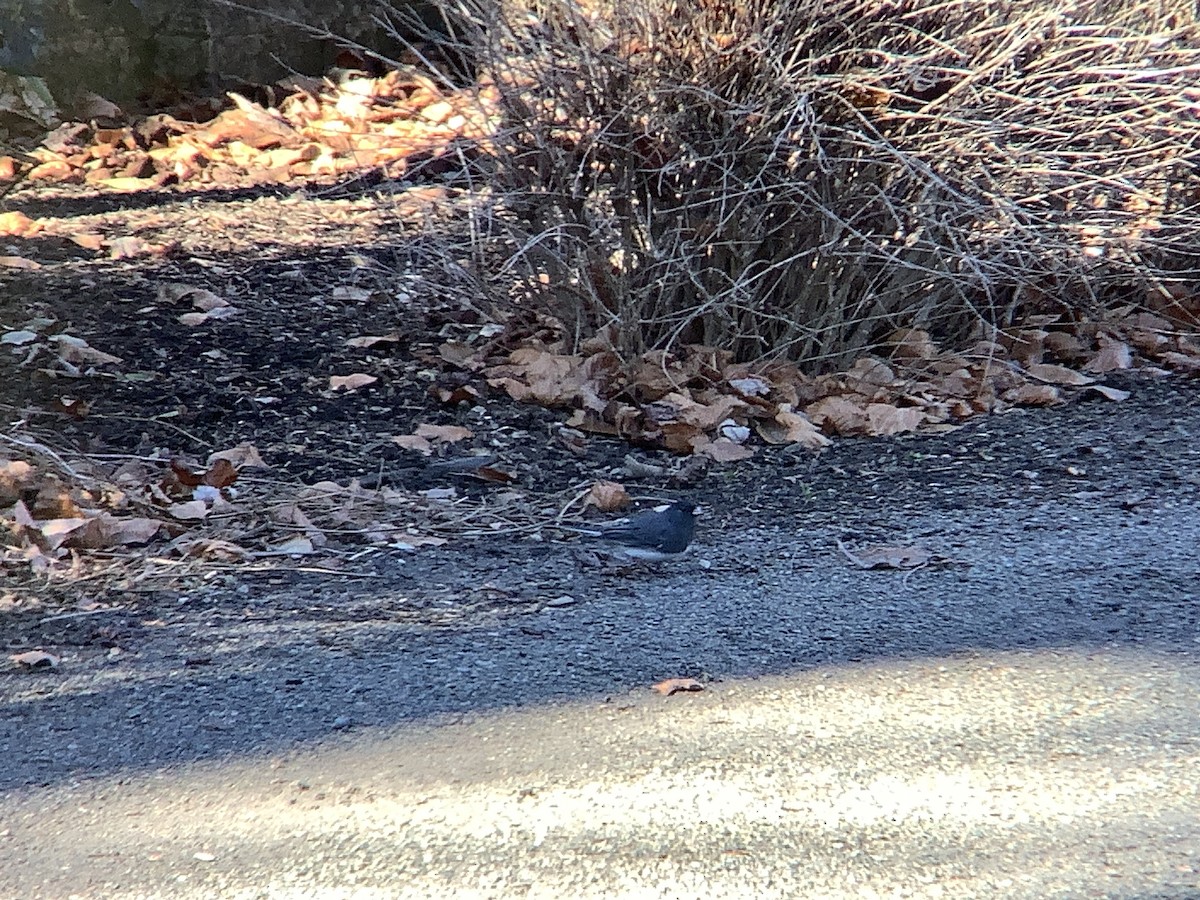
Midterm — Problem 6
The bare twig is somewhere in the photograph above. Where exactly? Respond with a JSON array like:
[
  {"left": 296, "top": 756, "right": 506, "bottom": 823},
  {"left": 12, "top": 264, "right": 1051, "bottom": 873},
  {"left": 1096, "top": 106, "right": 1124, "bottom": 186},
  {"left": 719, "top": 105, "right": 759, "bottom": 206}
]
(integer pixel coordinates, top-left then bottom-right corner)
[
  {"left": 0, "top": 433, "right": 83, "bottom": 479},
  {"left": 39, "top": 607, "right": 126, "bottom": 624},
  {"left": 404, "top": 0, "right": 1200, "bottom": 368}
]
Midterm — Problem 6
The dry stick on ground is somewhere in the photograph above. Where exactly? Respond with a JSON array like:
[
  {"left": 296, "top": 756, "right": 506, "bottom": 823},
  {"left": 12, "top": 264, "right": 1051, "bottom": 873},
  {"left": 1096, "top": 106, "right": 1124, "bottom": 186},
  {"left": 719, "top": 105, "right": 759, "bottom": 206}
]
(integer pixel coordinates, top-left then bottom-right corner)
[
  {"left": 0, "top": 433, "right": 83, "bottom": 479},
  {"left": 38, "top": 606, "right": 127, "bottom": 624}
]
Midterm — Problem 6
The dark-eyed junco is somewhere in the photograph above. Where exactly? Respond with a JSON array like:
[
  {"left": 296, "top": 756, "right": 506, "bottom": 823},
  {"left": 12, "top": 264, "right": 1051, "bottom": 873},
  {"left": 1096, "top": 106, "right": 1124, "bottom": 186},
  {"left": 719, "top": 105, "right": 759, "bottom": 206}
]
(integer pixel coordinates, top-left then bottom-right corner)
[{"left": 565, "top": 499, "right": 699, "bottom": 562}]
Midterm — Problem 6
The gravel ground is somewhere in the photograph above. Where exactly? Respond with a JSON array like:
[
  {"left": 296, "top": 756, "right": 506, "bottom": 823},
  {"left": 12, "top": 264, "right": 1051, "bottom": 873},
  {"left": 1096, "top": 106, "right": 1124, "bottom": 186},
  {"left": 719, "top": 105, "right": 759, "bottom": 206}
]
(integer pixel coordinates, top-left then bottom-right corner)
[{"left": 3, "top": 377, "right": 1200, "bottom": 898}]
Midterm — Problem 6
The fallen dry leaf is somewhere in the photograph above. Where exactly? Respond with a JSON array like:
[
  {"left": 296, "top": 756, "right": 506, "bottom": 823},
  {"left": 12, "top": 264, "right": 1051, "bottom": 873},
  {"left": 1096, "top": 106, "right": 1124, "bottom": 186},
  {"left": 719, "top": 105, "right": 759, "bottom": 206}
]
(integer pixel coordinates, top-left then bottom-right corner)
[
  {"left": 1084, "top": 384, "right": 1131, "bottom": 402},
  {"left": 693, "top": 438, "right": 755, "bottom": 462},
  {"left": 272, "top": 503, "right": 326, "bottom": 543},
  {"left": 806, "top": 396, "right": 869, "bottom": 436},
  {"left": 0, "top": 256, "right": 41, "bottom": 270},
  {"left": 1160, "top": 351, "right": 1200, "bottom": 373},
  {"left": 556, "top": 426, "right": 589, "bottom": 456},
  {"left": 390, "top": 533, "right": 449, "bottom": 551},
  {"left": 167, "top": 500, "right": 209, "bottom": 520},
  {"left": 68, "top": 232, "right": 106, "bottom": 251},
  {"left": 74, "top": 516, "right": 140, "bottom": 551},
  {"left": 587, "top": 480, "right": 630, "bottom": 512},
  {"left": 628, "top": 350, "right": 689, "bottom": 399},
  {"left": 394, "top": 423, "right": 475, "bottom": 456},
  {"left": 756, "top": 408, "right": 832, "bottom": 448},
  {"left": 158, "top": 283, "right": 210, "bottom": 304},
  {"left": 1042, "top": 331, "right": 1085, "bottom": 361},
  {"left": 885, "top": 327, "right": 939, "bottom": 361},
  {"left": 329, "top": 373, "right": 378, "bottom": 392},
  {"left": 329, "top": 286, "right": 373, "bottom": 302},
  {"left": 438, "top": 341, "right": 477, "bottom": 367},
  {"left": 837, "top": 540, "right": 933, "bottom": 570},
  {"left": 50, "top": 334, "right": 122, "bottom": 366},
  {"left": 208, "top": 443, "right": 267, "bottom": 469},
  {"left": 865, "top": 403, "right": 926, "bottom": 437},
  {"left": 1003, "top": 383, "right": 1062, "bottom": 406},
  {"left": 266, "top": 535, "right": 315, "bottom": 556},
  {"left": 29, "top": 488, "right": 83, "bottom": 520},
  {"left": 168, "top": 459, "right": 205, "bottom": 489},
  {"left": 473, "top": 465, "right": 516, "bottom": 483},
  {"left": 1026, "top": 363, "right": 1094, "bottom": 386},
  {"left": 622, "top": 455, "right": 666, "bottom": 478},
  {"left": 10, "top": 650, "right": 60, "bottom": 670},
  {"left": 77, "top": 91, "right": 122, "bottom": 119},
  {"left": 170, "top": 458, "right": 240, "bottom": 491},
  {"left": 0, "top": 460, "right": 37, "bottom": 502},
  {"left": 186, "top": 289, "right": 230, "bottom": 313},
  {"left": 51, "top": 396, "right": 89, "bottom": 418},
  {"left": 845, "top": 357, "right": 897, "bottom": 391},
  {"left": 184, "top": 539, "right": 251, "bottom": 561},
  {"left": 0, "top": 211, "right": 40, "bottom": 237},
  {"left": 99, "top": 176, "right": 162, "bottom": 193},
  {"left": 9, "top": 498, "right": 36, "bottom": 527},
  {"left": 203, "top": 458, "right": 239, "bottom": 489},
  {"left": 17, "top": 545, "right": 52, "bottom": 575},
  {"left": 105, "top": 516, "right": 162, "bottom": 545},
  {"left": 652, "top": 678, "right": 705, "bottom": 696},
  {"left": 393, "top": 434, "right": 434, "bottom": 455},
  {"left": 1084, "top": 337, "right": 1133, "bottom": 374},
  {"left": 178, "top": 309, "right": 230, "bottom": 326},
  {"left": 35, "top": 517, "right": 91, "bottom": 550},
  {"left": 1003, "top": 329, "right": 1048, "bottom": 367},
  {"left": 430, "top": 382, "right": 481, "bottom": 405},
  {"left": 346, "top": 333, "right": 403, "bottom": 348},
  {"left": 668, "top": 392, "right": 747, "bottom": 432},
  {"left": 108, "top": 236, "right": 163, "bottom": 259},
  {"left": 414, "top": 423, "right": 473, "bottom": 443},
  {"left": 488, "top": 348, "right": 583, "bottom": 406}
]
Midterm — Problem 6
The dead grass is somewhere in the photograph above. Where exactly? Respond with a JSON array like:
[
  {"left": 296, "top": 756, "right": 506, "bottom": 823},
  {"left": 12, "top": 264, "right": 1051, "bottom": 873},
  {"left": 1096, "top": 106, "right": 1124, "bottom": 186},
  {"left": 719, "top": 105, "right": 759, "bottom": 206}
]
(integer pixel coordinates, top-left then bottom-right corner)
[{"left": 384, "top": 0, "right": 1200, "bottom": 369}]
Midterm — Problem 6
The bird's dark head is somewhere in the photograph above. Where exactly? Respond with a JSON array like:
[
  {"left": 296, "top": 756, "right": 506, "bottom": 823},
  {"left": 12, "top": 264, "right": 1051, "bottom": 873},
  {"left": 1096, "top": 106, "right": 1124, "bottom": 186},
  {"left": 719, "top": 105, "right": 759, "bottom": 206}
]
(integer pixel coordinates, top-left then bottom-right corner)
[{"left": 670, "top": 498, "right": 703, "bottom": 518}]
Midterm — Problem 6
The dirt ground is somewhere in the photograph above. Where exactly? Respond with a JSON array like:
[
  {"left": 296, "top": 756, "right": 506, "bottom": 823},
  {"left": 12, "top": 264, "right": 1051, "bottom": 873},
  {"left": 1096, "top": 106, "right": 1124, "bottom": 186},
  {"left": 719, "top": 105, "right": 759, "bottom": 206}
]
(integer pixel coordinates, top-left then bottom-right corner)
[{"left": 0, "top": 175, "right": 1198, "bottom": 756}]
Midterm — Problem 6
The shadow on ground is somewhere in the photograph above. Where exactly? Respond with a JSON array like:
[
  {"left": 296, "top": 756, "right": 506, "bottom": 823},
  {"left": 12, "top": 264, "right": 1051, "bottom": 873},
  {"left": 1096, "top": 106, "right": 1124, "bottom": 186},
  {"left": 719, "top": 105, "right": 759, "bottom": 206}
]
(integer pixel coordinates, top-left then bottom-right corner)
[{"left": 4, "top": 377, "right": 1200, "bottom": 791}]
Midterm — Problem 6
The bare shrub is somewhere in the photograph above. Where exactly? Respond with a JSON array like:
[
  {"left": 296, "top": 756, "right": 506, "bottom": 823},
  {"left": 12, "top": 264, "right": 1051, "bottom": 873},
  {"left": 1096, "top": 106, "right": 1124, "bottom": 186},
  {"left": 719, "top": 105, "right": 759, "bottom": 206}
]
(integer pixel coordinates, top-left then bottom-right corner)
[{"left": 386, "top": 0, "right": 1200, "bottom": 368}]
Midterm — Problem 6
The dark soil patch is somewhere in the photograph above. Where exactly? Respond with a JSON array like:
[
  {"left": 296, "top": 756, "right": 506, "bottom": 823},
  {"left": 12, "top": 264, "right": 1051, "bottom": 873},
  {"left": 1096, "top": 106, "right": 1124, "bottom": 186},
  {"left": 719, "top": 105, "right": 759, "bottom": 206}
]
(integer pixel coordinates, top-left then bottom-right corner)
[{"left": 1, "top": 183, "right": 601, "bottom": 487}]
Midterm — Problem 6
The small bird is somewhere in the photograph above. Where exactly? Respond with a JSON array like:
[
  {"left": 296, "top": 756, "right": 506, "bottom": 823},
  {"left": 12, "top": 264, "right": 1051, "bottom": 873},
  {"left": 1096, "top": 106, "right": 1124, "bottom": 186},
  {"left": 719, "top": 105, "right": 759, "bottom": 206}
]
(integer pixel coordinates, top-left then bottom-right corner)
[{"left": 565, "top": 499, "right": 699, "bottom": 563}]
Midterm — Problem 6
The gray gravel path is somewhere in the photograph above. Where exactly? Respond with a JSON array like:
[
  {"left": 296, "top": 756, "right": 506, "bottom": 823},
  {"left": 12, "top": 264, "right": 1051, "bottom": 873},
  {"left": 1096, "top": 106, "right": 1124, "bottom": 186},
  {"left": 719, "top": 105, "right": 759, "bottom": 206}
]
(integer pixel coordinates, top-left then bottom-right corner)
[{"left": 3, "top": 378, "right": 1200, "bottom": 898}]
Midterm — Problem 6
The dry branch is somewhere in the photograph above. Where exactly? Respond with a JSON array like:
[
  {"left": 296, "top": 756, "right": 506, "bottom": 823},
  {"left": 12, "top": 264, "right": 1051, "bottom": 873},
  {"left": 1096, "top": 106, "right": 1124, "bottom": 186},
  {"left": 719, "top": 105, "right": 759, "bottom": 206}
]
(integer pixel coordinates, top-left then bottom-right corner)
[{"left": 388, "top": 0, "right": 1200, "bottom": 368}]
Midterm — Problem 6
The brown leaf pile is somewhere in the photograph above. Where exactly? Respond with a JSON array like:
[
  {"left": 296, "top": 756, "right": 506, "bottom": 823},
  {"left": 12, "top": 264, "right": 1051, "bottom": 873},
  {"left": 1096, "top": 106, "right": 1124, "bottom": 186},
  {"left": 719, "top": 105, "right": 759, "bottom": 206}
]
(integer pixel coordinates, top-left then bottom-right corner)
[
  {"left": 0, "top": 436, "right": 528, "bottom": 578},
  {"left": 441, "top": 307, "right": 1200, "bottom": 456},
  {"left": 1, "top": 454, "right": 166, "bottom": 574},
  {"left": 0, "top": 71, "right": 494, "bottom": 195},
  {"left": 0, "top": 442, "right": 279, "bottom": 573}
]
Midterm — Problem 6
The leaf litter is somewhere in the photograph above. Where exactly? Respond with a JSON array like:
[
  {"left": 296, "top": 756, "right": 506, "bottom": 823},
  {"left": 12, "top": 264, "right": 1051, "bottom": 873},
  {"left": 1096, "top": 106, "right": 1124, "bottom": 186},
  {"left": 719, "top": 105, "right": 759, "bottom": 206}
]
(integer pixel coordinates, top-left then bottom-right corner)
[
  {"left": 427, "top": 310, "right": 1179, "bottom": 463},
  {"left": 1, "top": 67, "right": 1199, "bottom": 598},
  {"left": 0, "top": 425, "right": 600, "bottom": 585}
]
